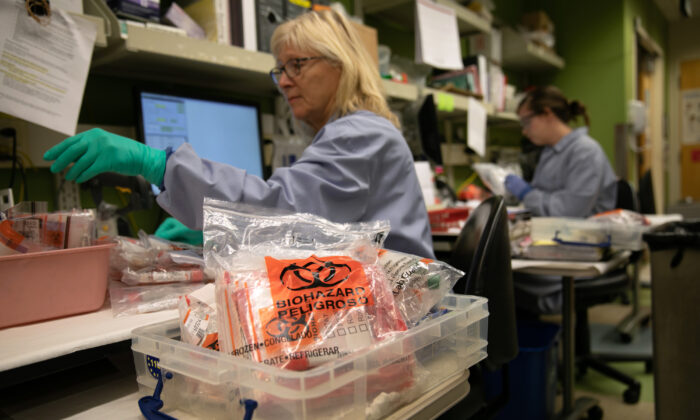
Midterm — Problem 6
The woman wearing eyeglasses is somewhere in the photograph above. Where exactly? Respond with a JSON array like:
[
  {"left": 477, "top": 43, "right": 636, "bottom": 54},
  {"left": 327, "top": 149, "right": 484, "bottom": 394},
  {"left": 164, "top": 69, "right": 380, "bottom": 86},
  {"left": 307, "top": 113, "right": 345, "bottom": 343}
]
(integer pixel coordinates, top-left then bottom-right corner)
[
  {"left": 43, "top": 10, "right": 434, "bottom": 258},
  {"left": 504, "top": 86, "right": 617, "bottom": 217}
]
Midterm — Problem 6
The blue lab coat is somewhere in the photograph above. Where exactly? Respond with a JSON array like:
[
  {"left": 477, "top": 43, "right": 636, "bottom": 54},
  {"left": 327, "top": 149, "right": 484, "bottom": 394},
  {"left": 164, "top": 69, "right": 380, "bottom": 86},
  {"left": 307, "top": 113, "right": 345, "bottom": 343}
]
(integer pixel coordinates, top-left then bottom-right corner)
[
  {"left": 156, "top": 110, "right": 435, "bottom": 258},
  {"left": 522, "top": 127, "right": 617, "bottom": 217}
]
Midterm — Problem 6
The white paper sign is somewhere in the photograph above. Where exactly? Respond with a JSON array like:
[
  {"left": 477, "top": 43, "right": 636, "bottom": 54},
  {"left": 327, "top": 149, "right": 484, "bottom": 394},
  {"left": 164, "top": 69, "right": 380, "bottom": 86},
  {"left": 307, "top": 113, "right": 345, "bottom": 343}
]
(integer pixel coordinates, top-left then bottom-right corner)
[
  {"left": 682, "top": 89, "right": 700, "bottom": 143},
  {"left": 52, "top": 0, "right": 83, "bottom": 13},
  {"left": 414, "top": 161, "right": 437, "bottom": 207},
  {"left": 415, "top": 0, "right": 463, "bottom": 70},
  {"left": 0, "top": 0, "right": 96, "bottom": 136},
  {"left": 467, "top": 97, "right": 487, "bottom": 157}
]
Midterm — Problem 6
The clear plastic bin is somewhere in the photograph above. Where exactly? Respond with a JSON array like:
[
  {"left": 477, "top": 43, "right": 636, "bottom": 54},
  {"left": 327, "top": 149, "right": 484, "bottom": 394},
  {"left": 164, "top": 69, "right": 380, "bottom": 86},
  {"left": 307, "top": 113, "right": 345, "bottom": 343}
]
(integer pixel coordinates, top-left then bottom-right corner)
[
  {"left": 531, "top": 217, "right": 648, "bottom": 251},
  {"left": 131, "top": 294, "right": 488, "bottom": 420}
]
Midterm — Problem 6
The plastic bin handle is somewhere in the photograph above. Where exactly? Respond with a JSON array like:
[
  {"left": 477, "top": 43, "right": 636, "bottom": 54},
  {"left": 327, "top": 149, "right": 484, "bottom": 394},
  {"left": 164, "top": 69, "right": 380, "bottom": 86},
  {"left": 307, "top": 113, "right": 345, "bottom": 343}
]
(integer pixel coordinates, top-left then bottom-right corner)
[
  {"left": 138, "top": 372, "right": 177, "bottom": 420},
  {"left": 553, "top": 231, "right": 611, "bottom": 248},
  {"left": 242, "top": 399, "right": 259, "bottom": 420}
]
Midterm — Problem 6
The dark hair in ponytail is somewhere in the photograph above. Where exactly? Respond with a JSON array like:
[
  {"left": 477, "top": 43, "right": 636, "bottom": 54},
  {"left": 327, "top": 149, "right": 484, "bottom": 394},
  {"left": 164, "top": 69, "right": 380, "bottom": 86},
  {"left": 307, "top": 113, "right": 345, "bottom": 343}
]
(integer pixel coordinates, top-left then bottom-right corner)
[{"left": 518, "top": 86, "right": 590, "bottom": 126}]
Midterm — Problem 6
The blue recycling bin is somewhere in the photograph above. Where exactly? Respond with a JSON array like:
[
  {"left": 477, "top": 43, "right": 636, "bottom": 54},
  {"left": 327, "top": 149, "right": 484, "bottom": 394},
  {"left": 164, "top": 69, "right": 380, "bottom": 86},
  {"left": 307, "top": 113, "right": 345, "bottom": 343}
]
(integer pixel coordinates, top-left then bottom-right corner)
[{"left": 484, "top": 320, "right": 560, "bottom": 420}]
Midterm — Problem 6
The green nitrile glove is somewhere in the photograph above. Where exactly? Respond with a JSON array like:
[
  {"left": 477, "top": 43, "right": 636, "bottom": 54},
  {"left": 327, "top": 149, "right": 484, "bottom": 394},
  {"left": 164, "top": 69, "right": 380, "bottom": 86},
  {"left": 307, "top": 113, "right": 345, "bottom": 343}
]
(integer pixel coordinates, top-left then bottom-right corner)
[
  {"left": 155, "top": 217, "right": 203, "bottom": 246},
  {"left": 43, "top": 128, "right": 166, "bottom": 185}
]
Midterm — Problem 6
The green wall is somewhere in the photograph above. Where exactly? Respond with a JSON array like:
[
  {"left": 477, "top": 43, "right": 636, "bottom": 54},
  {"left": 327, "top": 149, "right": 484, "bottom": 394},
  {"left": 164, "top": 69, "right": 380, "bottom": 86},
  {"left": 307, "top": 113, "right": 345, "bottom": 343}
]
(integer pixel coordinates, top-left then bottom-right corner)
[
  {"left": 493, "top": 0, "right": 666, "bottom": 166},
  {"left": 0, "top": 168, "right": 56, "bottom": 208},
  {"left": 525, "top": 1, "right": 627, "bottom": 161},
  {"left": 623, "top": 0, "right": 668, "bottom": 102}
]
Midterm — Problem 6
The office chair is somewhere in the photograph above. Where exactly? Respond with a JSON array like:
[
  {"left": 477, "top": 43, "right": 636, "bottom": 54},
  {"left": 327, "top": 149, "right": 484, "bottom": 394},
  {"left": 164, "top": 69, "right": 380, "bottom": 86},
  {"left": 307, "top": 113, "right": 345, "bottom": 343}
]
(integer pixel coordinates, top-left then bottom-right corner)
[
  {"left": 440, "top": 196, "right": 519, "bottom": 419},
  {"left": 615, "top": 178, "right": 639, "bottom": 212},
  {"left": 572, "top": 269, "right": 644, "bottom": 404},
  {"left": 638, "top": 169, "right": 656, "bottom": 215},
  {"left": 612, "top": 179, "right": 651, "bottom": 342}
]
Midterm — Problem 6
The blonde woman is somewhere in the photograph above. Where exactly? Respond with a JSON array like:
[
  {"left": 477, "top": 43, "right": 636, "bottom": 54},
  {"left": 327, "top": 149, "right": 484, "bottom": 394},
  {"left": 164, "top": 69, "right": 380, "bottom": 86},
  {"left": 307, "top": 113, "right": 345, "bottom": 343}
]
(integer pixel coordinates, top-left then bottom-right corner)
[{"left": 44, "top": 10, "right": 434, "bottom": 258}]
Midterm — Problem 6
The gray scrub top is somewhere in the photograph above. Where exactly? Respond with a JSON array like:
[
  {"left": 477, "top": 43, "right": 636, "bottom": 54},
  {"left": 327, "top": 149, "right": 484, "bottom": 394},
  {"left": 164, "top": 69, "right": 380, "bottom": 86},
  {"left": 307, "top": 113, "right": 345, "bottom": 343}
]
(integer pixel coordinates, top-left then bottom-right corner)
[
  {"left": 522, "top": 127, "right": 617, "bottom": 217},
  {"left": 156, "top": 110, "right": 435, "bottom": 258}
]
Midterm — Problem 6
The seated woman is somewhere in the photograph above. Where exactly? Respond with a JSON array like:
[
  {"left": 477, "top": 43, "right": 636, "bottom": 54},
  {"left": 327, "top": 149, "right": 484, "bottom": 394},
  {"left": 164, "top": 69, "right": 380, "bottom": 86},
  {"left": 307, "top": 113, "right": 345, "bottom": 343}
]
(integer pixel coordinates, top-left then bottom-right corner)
[{"left": 505, "top": 86, "right": 617, "bottom": 217}]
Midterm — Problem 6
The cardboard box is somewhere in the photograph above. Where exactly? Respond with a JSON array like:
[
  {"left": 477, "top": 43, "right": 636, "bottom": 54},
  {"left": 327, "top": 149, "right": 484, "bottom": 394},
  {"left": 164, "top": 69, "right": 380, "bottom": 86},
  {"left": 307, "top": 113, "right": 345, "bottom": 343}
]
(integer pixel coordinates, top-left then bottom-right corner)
[
  {"left": 468, "top": 28, "right": 502, "bottom": 63},
  {"left": 521, "top": 11, "right": 554, "bottom": 33},
  {"left": 350, "top": 21, "right": 378, "bottom": 69},
  {"left": 163, "top": 2, "right": 206, "bottom": 39}
]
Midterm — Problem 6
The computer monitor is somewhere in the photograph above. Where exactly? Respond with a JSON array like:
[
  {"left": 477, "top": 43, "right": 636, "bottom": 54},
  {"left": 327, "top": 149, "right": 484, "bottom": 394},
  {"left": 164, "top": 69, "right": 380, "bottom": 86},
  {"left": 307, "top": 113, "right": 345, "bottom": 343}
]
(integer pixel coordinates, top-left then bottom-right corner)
[
  {"left": 135, "top": 89, "right": 264, "bottom": 194},
  {"left": 417, "top": 94, "right": 443, "bottom": 166}
]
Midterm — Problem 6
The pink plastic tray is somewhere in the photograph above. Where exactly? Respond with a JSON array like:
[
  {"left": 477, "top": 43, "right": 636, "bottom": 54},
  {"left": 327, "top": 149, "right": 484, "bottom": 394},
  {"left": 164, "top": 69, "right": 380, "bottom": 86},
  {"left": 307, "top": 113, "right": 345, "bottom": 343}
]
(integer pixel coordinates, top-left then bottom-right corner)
[{"left": 0, "top": 243, "right": 115, "bottom": 329}]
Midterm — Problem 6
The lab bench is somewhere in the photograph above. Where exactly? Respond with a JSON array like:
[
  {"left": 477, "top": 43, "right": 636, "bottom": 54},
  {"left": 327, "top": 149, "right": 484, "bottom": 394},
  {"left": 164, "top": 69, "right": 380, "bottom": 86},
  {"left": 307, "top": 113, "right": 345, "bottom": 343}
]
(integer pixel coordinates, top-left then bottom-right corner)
[{"left": 0, "top": 304, "right": 177, "bottom": 418}]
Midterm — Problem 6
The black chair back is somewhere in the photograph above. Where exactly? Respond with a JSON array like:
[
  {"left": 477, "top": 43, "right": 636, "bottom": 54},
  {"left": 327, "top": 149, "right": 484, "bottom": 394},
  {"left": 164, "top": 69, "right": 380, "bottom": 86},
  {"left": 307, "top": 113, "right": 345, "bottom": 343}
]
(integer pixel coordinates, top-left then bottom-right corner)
[
  {"left": 638, "top": 169, "right": 656, "bottom": 214},
  {"left": 449, "top": 196, "right": 519, "bottom": 369},
  {"left": 616, "top": 179, "right": 639, "bottom": 211}
]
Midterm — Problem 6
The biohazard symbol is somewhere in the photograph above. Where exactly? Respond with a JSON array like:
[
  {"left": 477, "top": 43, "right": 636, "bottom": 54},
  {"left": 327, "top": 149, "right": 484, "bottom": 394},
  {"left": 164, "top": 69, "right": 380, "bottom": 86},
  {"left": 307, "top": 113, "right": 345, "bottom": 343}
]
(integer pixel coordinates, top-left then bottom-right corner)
[
  {"left": 265, "top": 312, "right": 309, "bottom": 340},
  {"left": 279, "top": 256, "right": 352, "bottom": 290}
]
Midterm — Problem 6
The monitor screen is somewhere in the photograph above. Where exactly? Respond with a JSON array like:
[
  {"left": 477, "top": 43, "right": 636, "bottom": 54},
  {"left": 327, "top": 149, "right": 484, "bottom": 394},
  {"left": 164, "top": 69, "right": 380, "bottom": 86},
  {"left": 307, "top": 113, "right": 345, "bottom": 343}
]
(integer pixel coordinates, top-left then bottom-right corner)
[
  {"left": 417, "top": 94, "right": 443, "bottom": 166},
  {"left": 136, "top": 89, "right": 264, "bottom": 194}
]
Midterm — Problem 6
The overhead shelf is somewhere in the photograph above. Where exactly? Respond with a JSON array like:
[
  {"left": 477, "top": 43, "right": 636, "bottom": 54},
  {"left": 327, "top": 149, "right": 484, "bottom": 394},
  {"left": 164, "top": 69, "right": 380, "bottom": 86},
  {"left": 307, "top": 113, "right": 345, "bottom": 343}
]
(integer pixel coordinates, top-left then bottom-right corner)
[
  {"left": 489, "top": 111, "right": 520, "bottom": 126},
  {"left": 423, "top": 87, "right": 472, "bottom": 118},
  {"left": 81, "top": 0, "right": 275, "bottom": 94},
  {"left": 360, "top": 0, "right": 491, "bottom": 35},
  {"left": 434, "top": 0, "right": 491, "bottom": 34},
  {"left": 80, "top": 1, "right": 511, "bottom": 116},
  {"left": 501, "top": 27, "right": 565, "bottom": 70},
  {"left": 90, "top": 25, "right": 276, "bottom": 95},
  {"left": 441, "top": 143, "right": 471, "bottom": 166},
  {"left": 382, "top": 79, "right": 419, "bottom": 101},
  {"left": 82, "top": 4, "right": 426, "bottom": 101},
  {"left": 422, "top": 88, "right": 516, "bottom": 123}
]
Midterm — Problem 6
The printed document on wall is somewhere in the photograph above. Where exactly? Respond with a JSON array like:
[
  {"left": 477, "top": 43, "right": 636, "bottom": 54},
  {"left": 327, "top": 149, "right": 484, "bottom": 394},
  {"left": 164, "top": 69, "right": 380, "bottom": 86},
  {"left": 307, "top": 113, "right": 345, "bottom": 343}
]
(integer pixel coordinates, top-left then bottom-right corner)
[
  {"left": 467, "top": 98, "right": 487, "bottom": 157},
  {"left": 682, "top": 89, "right": 700, "bottom": 143},
  {"left": 0, "top": 0, "right": 96, "bottom": 136},
  {"left": 415, "top": 0, "right": 463, "bottom": 70}
]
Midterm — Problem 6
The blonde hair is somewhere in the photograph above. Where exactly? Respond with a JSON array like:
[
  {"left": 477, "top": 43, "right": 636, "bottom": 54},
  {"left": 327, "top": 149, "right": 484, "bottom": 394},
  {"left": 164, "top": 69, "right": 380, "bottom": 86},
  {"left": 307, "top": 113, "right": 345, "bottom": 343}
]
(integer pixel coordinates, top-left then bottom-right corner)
[{"left": 270, "top": 10, "right": 400, "bottom": 129}]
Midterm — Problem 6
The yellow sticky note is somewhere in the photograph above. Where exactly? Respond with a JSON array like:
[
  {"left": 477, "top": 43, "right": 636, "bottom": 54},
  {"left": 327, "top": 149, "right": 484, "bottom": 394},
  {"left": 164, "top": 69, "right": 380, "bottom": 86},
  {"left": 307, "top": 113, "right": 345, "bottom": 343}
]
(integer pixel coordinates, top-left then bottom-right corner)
[
  {"left": 436, "top": 93, "right": 454, "bottom": 112},
  {"left": 289, "top": 0, "right": 311, "bottom": 8}
]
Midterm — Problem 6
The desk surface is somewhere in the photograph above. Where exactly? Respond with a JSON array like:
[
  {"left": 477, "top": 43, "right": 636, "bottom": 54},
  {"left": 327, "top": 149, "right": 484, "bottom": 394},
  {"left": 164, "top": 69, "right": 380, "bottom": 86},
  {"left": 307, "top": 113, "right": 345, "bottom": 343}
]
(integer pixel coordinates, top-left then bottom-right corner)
[
  {"left": 0, "top": 303, "right": 177, "bottom": 372},
  {"left": 511, "top": 251, "right": 631, "bottom": 278}
]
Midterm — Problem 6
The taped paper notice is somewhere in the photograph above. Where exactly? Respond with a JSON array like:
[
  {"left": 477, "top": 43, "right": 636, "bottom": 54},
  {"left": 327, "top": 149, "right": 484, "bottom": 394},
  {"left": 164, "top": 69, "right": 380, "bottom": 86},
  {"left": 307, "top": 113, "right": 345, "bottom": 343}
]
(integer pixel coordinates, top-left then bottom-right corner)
[
  {"left": 467, "top": 97, "right": 487, "bottom": 157},
  {"left": 437, "top": 93, "right": 455, "bottom": 112},
  {"left": 0, "top": 0, "right": 96, "bottom": 136},
  {"left": 415, "top": 0, "right": 463, "bottom": 70}
]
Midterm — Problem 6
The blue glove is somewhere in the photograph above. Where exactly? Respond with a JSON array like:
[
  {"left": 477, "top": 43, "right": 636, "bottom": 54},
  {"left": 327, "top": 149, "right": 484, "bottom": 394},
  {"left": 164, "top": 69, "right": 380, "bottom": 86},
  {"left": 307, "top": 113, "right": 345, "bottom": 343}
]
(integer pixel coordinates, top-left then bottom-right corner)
[
  {"left": 505, "top": 174, "right": 533, "bottom": 200},
  {"left": 155, "top": 217, "right": 203, "bottom": 246},
  {"left": 43, "top": 128, "right": 166, "bottom": 184}
]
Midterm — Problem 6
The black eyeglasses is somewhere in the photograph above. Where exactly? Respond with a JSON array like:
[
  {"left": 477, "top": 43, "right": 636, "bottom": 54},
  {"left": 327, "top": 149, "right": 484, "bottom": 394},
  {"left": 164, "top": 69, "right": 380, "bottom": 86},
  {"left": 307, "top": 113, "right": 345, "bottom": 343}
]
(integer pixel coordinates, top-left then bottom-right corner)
[{"left": 269, "top": 57, "right": 324, "bottom": 85}]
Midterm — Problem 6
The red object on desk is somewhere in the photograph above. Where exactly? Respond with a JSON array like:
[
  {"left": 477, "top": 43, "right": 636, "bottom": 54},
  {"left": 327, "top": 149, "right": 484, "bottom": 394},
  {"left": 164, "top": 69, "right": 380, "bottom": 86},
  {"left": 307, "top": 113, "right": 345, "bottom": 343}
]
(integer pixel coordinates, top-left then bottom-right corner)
[
  {"left": 458, "top": 184, "right": 489, "bottom": 201},
  {"left": 429, "top": 208, "right": 470, "bottom": 232}
]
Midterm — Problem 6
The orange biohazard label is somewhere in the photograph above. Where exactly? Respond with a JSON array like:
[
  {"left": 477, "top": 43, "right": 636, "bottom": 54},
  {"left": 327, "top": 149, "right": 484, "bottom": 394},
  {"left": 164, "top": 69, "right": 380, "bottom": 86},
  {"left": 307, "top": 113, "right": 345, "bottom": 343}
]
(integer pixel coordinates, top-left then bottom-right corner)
[
  {"left": 259, "top": 255, "right": 374, "bottom": 354},
  {"left": 0, "top": 220, "right": 26, "bottom": 251}
]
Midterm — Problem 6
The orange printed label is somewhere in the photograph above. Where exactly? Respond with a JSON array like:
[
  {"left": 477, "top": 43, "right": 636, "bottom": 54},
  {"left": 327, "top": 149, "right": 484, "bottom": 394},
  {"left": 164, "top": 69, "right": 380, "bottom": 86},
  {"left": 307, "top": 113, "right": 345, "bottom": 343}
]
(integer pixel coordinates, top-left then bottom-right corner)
[
  {"left": 259, "top": 255, "right": 374, "bottom": 354},
  {"left": 0, "top": 220, "right": 26, "bottom": 251},
  {"left": 44, "top": 214, "right": 66, "bottom": 249}
]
